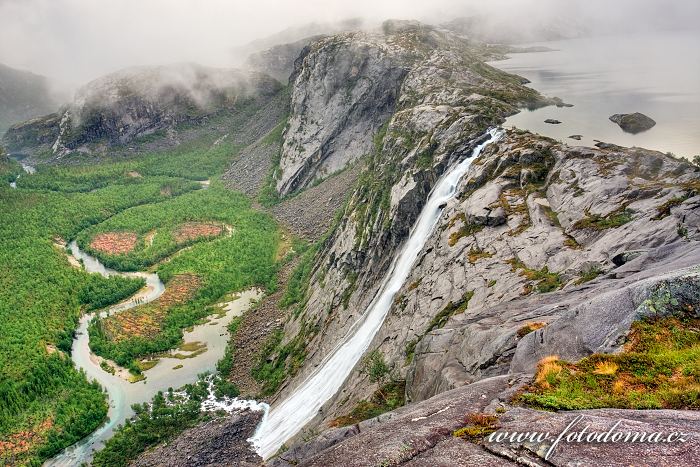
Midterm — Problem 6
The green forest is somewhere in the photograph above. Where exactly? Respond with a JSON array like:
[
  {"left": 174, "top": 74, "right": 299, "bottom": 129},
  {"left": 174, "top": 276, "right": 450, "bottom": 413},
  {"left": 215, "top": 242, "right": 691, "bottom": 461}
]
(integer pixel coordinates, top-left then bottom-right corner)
[{"left": 0, "top": 126, "right": 281, "bottom": 465}]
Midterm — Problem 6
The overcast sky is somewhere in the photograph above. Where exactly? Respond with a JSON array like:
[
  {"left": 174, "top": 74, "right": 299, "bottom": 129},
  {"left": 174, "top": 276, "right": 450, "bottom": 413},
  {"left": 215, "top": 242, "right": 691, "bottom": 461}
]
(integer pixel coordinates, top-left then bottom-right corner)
[{"left": 1, "top": 0, "right": 697, "bottom": 88}]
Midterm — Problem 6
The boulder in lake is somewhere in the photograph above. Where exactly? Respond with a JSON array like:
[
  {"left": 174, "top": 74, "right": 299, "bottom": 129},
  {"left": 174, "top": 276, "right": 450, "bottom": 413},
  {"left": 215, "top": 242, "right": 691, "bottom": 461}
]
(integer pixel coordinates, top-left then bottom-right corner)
[
  {"left": 609, "top": 112, "right": 656, "bottom": 134},
  {"left": 569, "top": 134, "right": 582, "bottom": 140}
]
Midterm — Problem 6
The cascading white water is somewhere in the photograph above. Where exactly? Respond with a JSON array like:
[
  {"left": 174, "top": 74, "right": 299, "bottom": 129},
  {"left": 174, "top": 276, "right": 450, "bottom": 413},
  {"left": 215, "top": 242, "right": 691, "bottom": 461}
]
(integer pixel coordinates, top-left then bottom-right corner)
[{"left": 251, "top": 128, "right": 504, "bottom": 458}]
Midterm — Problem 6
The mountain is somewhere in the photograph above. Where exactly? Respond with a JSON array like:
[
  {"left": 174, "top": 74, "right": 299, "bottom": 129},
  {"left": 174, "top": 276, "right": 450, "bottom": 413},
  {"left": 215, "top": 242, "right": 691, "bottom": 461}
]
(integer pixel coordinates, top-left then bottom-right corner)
[
  {"left": 2, "top": 63, "right": 283, "bottom": 159},
  {"left": 211, "top": 20, "right": 699, "bottom": 465},
  {"left": 271, "top": 20, "right": 550, "bottom": 197},
  {"left": 0, "top": 63, "right": 58, "bottom": 137},
  {"left": 12, "top": 18, "right": 694, "bottom": 467}
]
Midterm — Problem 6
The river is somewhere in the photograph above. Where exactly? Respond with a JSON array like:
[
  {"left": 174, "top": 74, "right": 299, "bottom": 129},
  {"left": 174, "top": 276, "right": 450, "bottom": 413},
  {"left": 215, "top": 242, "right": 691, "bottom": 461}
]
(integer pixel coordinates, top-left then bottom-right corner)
[
  {"left": 45, "top": 243, "right": 265, "bottom": 466},
  {"left": 490, "top": 30, "right": 700, "bottom": 159},
  {"left": 250, "top": 128, "right": 504, "bottom": 458}
]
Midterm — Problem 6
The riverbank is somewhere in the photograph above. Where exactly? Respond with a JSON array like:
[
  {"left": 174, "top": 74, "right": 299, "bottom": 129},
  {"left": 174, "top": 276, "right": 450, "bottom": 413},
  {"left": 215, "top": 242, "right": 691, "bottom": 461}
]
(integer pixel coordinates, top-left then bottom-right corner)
[{"left": 45, "top": 243, "right": 266, "bottom": 466}]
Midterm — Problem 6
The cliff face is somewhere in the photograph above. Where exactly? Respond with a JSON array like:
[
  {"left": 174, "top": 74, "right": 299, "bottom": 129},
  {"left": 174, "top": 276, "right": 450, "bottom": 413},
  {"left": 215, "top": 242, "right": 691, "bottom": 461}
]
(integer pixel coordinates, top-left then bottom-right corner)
[
  {"left": 3, "top": 63, "right": 282, "bottom": 159},
  {"left": 273, "top": 21, "right": 541, "bottom": 197},
  {"left": 274, "top": 32, "right": 407, "bottom": 196}
]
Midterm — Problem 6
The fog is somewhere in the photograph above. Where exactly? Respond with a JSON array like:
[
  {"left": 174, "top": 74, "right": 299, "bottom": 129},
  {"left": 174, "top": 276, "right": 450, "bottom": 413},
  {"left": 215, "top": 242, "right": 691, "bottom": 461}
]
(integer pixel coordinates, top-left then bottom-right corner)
[{"left": 0, "top": 0, "right": 698, "bottom": 91}]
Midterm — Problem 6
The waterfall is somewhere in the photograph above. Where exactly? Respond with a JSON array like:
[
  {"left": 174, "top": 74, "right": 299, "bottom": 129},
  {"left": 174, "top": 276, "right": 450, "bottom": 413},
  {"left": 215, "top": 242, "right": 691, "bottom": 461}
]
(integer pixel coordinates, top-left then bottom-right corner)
[{"left": 251, "top": 128, "right": 503, "bottom": 458}]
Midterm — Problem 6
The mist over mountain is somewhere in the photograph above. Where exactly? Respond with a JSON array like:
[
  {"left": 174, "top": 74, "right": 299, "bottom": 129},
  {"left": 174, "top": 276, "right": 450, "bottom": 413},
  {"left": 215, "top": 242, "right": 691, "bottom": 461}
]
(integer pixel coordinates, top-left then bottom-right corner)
[
  {"left": 0, "top": 0, "right": 697, "bottom": 93},
  {"left": 0, "top": 63, "right": 58, "bottom": 136}
]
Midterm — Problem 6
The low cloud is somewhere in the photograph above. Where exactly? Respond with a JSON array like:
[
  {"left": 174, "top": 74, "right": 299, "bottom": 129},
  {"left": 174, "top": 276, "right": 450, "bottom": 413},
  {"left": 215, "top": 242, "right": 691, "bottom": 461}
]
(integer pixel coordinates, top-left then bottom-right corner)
[{"left": 0, "top": 0, "right": 696, "bottom": 92}]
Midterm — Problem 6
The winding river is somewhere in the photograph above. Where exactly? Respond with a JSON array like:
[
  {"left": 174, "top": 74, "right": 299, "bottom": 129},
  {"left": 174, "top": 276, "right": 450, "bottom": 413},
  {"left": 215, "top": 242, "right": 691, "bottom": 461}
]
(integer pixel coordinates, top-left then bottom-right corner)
[
  {"left": 45, "top": 242, "right": 265, "bottom": 466},
  {"left": 251, "top": 128, "right": 504, "bottom": 458}
]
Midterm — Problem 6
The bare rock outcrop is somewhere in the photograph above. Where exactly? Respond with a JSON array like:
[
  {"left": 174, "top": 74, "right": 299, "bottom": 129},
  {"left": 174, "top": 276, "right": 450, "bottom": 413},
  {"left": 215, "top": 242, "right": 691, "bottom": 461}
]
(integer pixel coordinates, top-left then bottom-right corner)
[
  {"left": 609, "top": 112, "right": 656, "bottom": 134},
  {"left": 274, "top": 31, "right": 408, "bottom": 196},
  {"left": 132, "top": 411, "right": 262, "bottom": 467},
  {"left": 3, "top": 63, "right": 283, "bottom": 159},
  {"left": 395, "top": 134, "right": 700, "bottom": 402},
  {"left": 277, "top": 126, "right": 699, "bottom": 431},
  {"left": 269, "top": 375, "right": 700, "bottom": 466}
]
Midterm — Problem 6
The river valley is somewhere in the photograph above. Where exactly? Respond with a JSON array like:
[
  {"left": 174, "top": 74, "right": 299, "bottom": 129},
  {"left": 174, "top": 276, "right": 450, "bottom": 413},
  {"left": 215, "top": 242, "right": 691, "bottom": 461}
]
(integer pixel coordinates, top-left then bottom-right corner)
[{"left": 45, "top": 243, "right": 265, "bottom": 466}]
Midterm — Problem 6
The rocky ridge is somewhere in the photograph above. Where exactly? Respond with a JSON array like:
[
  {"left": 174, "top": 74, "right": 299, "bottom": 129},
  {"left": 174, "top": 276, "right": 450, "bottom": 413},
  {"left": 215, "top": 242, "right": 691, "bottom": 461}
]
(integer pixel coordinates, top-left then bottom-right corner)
[
  {"left": 3, "top": 63, "right": 282, "bottom": 160},
  {"left": 248, "top": 20, "right": 700, "bottom": 463},
  {"left": 272, "top": 20, "right": 547, "bottom": 197},
  {"left": 264, "top": 21, "right": 564, "bottom": 411}
]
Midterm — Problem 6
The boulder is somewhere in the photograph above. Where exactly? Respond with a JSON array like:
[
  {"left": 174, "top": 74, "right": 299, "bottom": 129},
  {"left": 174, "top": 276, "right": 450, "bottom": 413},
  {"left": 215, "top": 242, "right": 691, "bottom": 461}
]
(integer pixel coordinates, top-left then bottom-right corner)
[{"left": 609, "top": 112, "right": 656, "bottom": 134}]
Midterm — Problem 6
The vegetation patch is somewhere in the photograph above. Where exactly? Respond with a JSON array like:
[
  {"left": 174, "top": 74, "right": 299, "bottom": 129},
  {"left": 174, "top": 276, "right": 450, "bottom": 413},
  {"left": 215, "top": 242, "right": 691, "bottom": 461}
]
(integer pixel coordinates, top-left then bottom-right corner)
[
  {"left": 517, "top": 322, "right": 547, "bottom": 338},
  {"left": 90, "top": 231, "right": 139, "bottom": 255},
  {"left": 653, "top": 196, "right": 687, "bottom": 220},
  {"left": 448, "top": 214, "right": 484, "bottom": 247},
  {"left": 330, "top": 380, "right": 406, "bottom": 427},
  {"left": 177, "top": 341, "right": 207, "bottom": 353},
  {"left": 77, "top": 186, "right": 272, "bottom": 272},
  {"left": 137, "top": 359, "right": 159, "bottom": 372},
  {"left": 499, "top": 190, "right": 531, "bottom": 236},
  {"left": 453, "top": 413, "right": 499, "bottom": 441},
  {"left": 406, "top": 291, "right": 474, "bottom": 363},
  {"left": 257, "top": 119, "right": 287, "bottom": 207},
  {"left": 331, "top": 350, "right": 405, "bottom": 427},
  {"left": 0, "top": 417, "right": 54, "bottom": 463},
  {"left": 100, "top": 274, "right": 201, "bottom": 341},
  {"left": 0, "top": 152, "right": 22, "bottom": 184},
  {"left": 507, "top": 258, "right": 562, "bottom": 293},
  {"left": 468, "top": 247, "right": 493, "bottom": 264},
  {"left": 428, "top": 291, "right": 475, "bottom": 332},
  {"left": 252, "top": 324, "right": 311, "bottom": 397},
  {"left": 279, "top": 241, "right": 318, "bottom": 314},
  {"left": 352, "top": 122, "right": 398, "bottom": 248},
  {"left": 573, "top": 206, "right": 633, "bottom": 231},
  {"left": 518, "top": 309, "right": 700, "bottom": 410},
  {"left": 92, "top": 378, "right": 237, "bottom": 467},
  {"left": 563, "top": 234, "right": 582, "bottom": 250},
  {"left": 576, "top": 266, "right": 603, "bottom": 285},
  {"left": 173, "top": 222, "right": 225, "bottom": 243}
]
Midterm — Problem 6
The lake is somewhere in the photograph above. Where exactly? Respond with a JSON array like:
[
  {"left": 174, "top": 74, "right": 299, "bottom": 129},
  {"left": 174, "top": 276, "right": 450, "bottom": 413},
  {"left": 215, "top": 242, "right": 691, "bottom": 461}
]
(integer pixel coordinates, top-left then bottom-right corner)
[{"left": 490, "top": 29, "right": 700, "bottom": 159}]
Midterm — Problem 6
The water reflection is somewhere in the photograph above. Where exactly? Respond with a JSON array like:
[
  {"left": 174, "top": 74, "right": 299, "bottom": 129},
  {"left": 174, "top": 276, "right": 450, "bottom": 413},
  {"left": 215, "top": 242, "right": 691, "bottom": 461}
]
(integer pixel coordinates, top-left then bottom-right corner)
[{"left": 491, "top": 30, "right": 700, "bottom": 158}]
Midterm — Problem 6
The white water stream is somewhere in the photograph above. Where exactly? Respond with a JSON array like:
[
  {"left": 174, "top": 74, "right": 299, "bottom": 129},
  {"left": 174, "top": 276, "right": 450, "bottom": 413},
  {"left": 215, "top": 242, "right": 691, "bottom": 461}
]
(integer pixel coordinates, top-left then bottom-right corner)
[
  {"left": 251, "top": 128, "right": 503, "bottom": 458},
  {"left": 9, "top": 160, "right": 35, "bottom": 188}
]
